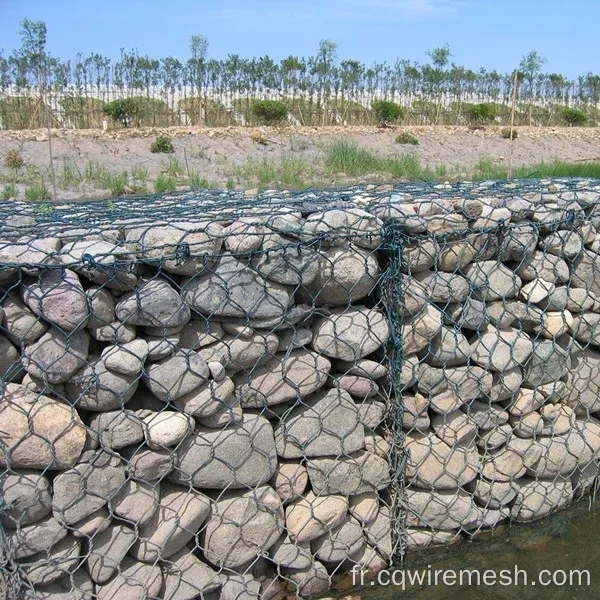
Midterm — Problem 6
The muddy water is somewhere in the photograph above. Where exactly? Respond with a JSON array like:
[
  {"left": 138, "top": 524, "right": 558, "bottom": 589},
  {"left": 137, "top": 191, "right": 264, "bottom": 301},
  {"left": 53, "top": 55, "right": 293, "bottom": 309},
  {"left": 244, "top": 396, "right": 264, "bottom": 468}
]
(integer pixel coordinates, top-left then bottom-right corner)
[{"left": 336, "top": 501, "right": 600, "bottom": 599}]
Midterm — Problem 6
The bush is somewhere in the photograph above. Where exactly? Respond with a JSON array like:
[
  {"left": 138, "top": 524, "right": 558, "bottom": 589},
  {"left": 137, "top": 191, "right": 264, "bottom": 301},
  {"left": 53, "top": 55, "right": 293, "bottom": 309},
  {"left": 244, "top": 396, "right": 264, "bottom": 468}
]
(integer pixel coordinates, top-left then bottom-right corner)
[
  {"left": 25, "top": 184, "right": 50, "bottom": 201},
  {"left": 501, "top": 128, "right": 518, "bottom": 140},
  {"left": 103, "top": 99, "right": 136, "bottom": 127},
  {"left": 372, "top": 101, "right": 404, "bottom": 127},
  {"left": 154, "top": 175, "right": 177, "bottom": 193},
  {"left": 2, "top": 183, "right": 17, "bottom": 200},
  {"left": 4, "top": 149, "right": 24, "bottom": 170},
  {"left": 151, "top": 135, "right": 175, "bottom": 154},
  {"left": 466, "top": 103, "right": 497, "bottom": 125},
  {"left": 561, "top": 108, "right": 588, "bottom": 126},
  {"left": 250, "top": 100, "right": 288, "bottom": 125},
  {"left": 395, "top": 132, "right": 419, "bottom": 145}
]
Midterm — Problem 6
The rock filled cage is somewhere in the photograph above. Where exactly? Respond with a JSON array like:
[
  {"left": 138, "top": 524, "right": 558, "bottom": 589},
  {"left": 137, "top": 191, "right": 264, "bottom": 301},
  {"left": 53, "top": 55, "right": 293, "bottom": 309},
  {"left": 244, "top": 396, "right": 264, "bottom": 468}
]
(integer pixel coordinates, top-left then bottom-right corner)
[{"left": 2, "top": 178, "right": 600, "bottom": 599}]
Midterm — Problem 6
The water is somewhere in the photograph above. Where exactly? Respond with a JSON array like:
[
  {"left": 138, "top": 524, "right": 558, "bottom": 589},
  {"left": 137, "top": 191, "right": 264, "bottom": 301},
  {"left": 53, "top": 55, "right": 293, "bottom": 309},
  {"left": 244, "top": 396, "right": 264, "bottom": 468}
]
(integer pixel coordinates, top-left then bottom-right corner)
[{"left": 334, "top": 500, "right": 600, "bottom": 599}]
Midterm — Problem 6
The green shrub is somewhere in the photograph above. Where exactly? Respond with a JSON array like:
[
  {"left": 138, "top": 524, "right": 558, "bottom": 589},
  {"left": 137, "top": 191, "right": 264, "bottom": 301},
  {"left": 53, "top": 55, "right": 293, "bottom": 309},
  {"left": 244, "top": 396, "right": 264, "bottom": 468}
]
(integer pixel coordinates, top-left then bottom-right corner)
[
  {"left": 2, "top": 183, "right": 17, "bottom": 199},
  {"left": 151, "top": 135, "right": 175, "bottom": 154},
  {"left": 4, "top": 149, "right": 24, "bottom": 170},
  {"left": 372, "top": 101, "right": 404, "bottom": 127},
  {"left": 250, "top": 100, "right": 288, "bottom": 125},
  {"left": 466, "top": 103, "right": 497, "bottom": 125},
  {"left": 395, "top": 132, "right": 419, "bottom": 145},
  {"left": 501, "top": 128, "right": 518, "bottom": 140},
  {"left": 561, "top": 107, "right": 588, "bottom": 126},
  {"left": 154, "top": 175, "right": 177, "bottom": 193},
  {"left": 103, "top": 99, "right": 136, "bottom": 127},
  {"left": 25, "top": 184, "right": 50, "bottom": 201}
]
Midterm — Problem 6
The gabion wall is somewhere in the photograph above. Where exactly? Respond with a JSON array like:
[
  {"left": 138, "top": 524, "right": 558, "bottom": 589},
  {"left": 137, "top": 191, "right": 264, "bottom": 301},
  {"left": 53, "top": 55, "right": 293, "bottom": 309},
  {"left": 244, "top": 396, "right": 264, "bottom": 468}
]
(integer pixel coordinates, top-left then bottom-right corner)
[{"left": 1, "top": 178, "right": 600, "bottom": 600}]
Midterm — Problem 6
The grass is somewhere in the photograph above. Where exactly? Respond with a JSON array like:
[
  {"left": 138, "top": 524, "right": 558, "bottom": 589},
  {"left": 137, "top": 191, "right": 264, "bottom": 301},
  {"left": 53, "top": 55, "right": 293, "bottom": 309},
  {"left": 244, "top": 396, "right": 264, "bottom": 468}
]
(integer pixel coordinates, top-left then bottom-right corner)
[
  {"left": 471, "top": 158, "right": 600, "bottom": 181},
  {"left": 162, "top": 156, "right": 183, "bottom": 177},
  {"left": 232, "top": 155, "right": 314, "bottom": 190},
  {"left": 395, "top": 132, "right": 419, "bottom": 145},
  {"left": 2, "top": 183, "right": 17, "bottom": 199},
  {"left": 25, "top": 184, "right": 50, "bottom": 201},
  {"left": 154, "top": 175, "right": 177, "bottom": 193},
  {"left": 188, "top": 172, "right": 211, "bottom": 189},
  {"left": 59, "top": 159, "right": 83, "bottom": 189}
]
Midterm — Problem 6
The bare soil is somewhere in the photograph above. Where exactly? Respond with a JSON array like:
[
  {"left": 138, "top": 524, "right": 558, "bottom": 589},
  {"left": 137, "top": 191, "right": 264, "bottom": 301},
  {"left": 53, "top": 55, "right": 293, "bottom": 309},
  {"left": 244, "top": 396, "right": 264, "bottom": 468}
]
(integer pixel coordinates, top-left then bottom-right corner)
[{"left": 1, "top": 125, "right": 600, "bottom": 200}]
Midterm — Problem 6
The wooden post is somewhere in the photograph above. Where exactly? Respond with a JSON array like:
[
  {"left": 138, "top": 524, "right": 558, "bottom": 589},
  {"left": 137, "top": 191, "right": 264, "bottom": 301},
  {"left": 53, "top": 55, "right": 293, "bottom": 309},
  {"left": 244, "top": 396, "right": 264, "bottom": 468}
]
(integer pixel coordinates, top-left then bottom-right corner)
[{"left": 507, "top": 71, "right": 519, "bottom": 179}]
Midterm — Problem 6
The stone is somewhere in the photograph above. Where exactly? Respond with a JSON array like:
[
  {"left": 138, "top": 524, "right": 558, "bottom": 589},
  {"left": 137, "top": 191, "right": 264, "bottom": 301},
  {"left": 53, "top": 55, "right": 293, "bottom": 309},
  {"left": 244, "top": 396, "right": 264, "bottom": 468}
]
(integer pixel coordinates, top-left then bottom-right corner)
[
  {"left": 431, "top": 411, "right": 478, "bottom": 445},
  {"left": 516, "top": 251, "right": 570, "bottom": 283},
  {"left": 285, "top": 491, "right": 348, "bottom": 542},
  {"left": 523, "top": 340, "right": 570, "bottom": 386},
  {"left": 510, "top": 478, "right": 573, "bottom": 522},
  {"left": 52, "top": 451, "right": 126, "bottom": 525},
  {"left": 402, "top": 394, "right": 430, "bottom": 431},
  {"left": 425, "top": 326, "right": 471, "bottom": 367},
  {"left": 88, "top": 410, "right": 144, "bottom": 450},
  {"left": 311, "top": 306, "right": 389, "bottom": 361},
  {"left": 541, "top": 229, "right": 584, "bottom": 259},
  {"left": 86, "top": 287, "right": 115, "bottom": 328},
  {"left": 312, "top": 515, "right": 365, "bottom": 563},
  {"left": 0, "top": 470, "right": 52, "bottom": 528},
  {"left": 21, "top": 568, "right": 93, "bottom": 600},
  {"left": 401, "top": 239, "right": 438, "bottom": 273},
  {"left": 333, "top": 375, "right": 379, "bottom": 399},
  {"left": 122, "top": 446, "right": 174, "bottom": 482},
  {"left": 255, "top": 233, "right": 319, "bottom": 285},
  {"left": 299, "top": 244, "right": 379, "bottom": 306},
  {"left": 182, "top": 256, "right": 291, "bottom": 319},
  {"left": 336, "top": 358, "right": 387, "bottom": 379},
  {"left": 20, "top": 535, "right": 81, "bottom": 586},
  {"left": 197, "top": 394, "right": 243, "bottom": 428},
  {"left": 437, "top": 240, "right": 476, "bottom": 272},
  {"left": 274, "top": 388, "right": 364, "bottom": 458},
  {"left": 463, "top": 261, "right": 521, "bottom": 301},
  {"left": 488, "top": 367, "right": 523, "bottom": 402},
  {"left": 510, "top": 411, "right": 544, "bottom": 437},
  {"left": 22, "top": 328, "right": 89, "bottom": 384},
  {"left": 89, "top": 321, "right": 137, "bottom": 344},
  {"left": 0, "top": 335, "right": 20, "bottom": 380},
  {"left": 109, "top": 479, "right": 160, "bottom": 526},
  {"left": 143, "top": 350, "right": 209, "bottom": 402},
  {"left": 414, "top": 271, "right": 470, "bottom": 303},
  {"left": 405, "top": 488, "right": 480, "bottom": 531},
  {"left": 1, "top": 294, "right": 47, "bottom": 346},
  {"left": 87, "top": 523, "right": 138, "bottom": 583},
  {"left": 277, "top": 328, "right": 313, "bottom": 352},
  {"left": 130, "top": 484, "right": 210, "bottom": 562},
  {"left": 417, "top": 365, "right": 493, "bottom": 414},
  {"left": 161, "top": 547, "right": 221, "bottom": 599},
  {"left": 444, "top": 298, "right": 488, "bottom": 331},
  {"left": 70, "top": 507, "right": 111, "bottom": 539},
  {"left": 357, "top": 399, "right": 386, "bottom": 429},
  {"left": 519, "top": 278, "right": 555, "bottom": 304},
  {"left": 21, "top": 269, "right": 89, "bottom": 332},
  {"left": 282, "top": 561, "right": 330, "bottom": 598},
  {"left": 270, "top": 462, "right": 308, "bottom": 504},
  {"left": 234, "top": 350, "right": 331, "bottom": 408},
  {"left": 349, "top": 492, "right": 379, "bottom": 525},
  {"left": 8, "top": 515, "right": 67, "bottom": 559},
  {"left": 172, "top": 414, "right": 277, "bottom": 489},
  {"left": 571, "top": 250, "right": 600, "bottom": 296},
  {"left": 540, "top": 404, "right": 575, "bottom": 436},
  {"left": 270, "top": 534, "right": 313, "bottom": 569},
  {"left": 406, "top": 529, "right": 461, "bottom": 551},
  {"left": 498, "top": 224, "right": 538, "bottom": 261},
  {"left": 198, "top": 332, "right": 279, "bottom": 372},
  {"left": 401, "top": 305, "right": 443, "bottom": 356},
  {"left": 2, "top": 237, "right": 60, "bottom": 274},
  {"left": 535, "top": 310, "right": 574, "bottom": 338},
  {"left": 571, "top": 312, "right": 600, "bottom": 346},
  {"left": 466, "top": 400, "right": 509, "bottom": 430},
  {"left": 307, "top": 450, "right": 390, "bottom": 495},
  {"left": 202, "top": 485, "right": 284, "bottom": 568},
  {"left": 404, "top": 432, "right": 479, "bottom": 489},
  {"left": 0, "top": 385, "right": 86, "bottom": 470},
  {"left": 173, "top": 377, "right": 235, "bottom": 417},
  {"left": 126, "top": 220, "right": 222, "bottom": 275},
  {"left": 116, "top": 279, "right": 190, "bottom": 327},
  {"left": 95, "top": 557, "right": 162, "bottom": 600},
  {"left": 470, "top": 326, "right": 534, "bottom": 372},
  {"left": 564, "top": 347, "right": 600, "bottom": 413},
  {"left": 141, "top": 411, "right": 194, "bottom": 450},
  {"left": 466, "top": 478, "right": 517, "bottom": 509},
  {"left": 101, "top": 339, "right": 148, "bottom": 376},
  {"left": 477, "top": 424, "right": 513, "bottom": 451},
  {"left": 178, "top": 320, "right": 224, "bottom": 350},
  {"left": 526, "top": 430, "right": 588, "bottom": 478},
  {"left": 481, "top": 437, "right": 542, "bottom": 482},
  {"left": 223, "top": 217, "right": 264, "bottom": 253},
  {"left": 65, "top": 358, "right": 139, "bottom": 412}
]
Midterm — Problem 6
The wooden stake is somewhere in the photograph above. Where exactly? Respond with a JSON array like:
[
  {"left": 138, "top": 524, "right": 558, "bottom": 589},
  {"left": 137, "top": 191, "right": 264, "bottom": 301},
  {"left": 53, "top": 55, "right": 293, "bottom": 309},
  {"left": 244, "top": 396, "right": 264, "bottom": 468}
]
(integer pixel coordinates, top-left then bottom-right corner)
[{"left": 507, "top": 71, "right": 519, "bottom": 179}]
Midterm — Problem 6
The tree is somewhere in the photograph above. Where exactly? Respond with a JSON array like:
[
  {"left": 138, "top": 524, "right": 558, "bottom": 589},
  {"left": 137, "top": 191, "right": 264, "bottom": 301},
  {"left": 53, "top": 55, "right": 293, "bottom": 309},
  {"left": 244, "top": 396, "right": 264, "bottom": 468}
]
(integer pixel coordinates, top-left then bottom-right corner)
[{"left": 427, "top": 44, "right": 452, "bottom": 70}]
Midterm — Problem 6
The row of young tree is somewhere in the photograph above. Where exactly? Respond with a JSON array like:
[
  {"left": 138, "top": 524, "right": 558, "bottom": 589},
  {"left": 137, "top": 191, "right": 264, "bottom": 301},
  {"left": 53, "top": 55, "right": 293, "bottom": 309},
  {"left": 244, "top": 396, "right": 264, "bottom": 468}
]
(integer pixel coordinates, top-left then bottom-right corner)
[{"left": 1, "top": 20, "right": 600, "bottom": 129}]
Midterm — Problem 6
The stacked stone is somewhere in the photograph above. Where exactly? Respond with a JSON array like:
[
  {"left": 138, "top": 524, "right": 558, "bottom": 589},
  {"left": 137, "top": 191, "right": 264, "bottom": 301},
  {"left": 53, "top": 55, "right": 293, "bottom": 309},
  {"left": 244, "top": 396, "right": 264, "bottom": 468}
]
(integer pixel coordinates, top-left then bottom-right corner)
[
  {"left": 0, "top": 205, "right": 392, "bottom": 600},
  {"left": 389, "top": 180, "right": 600, "bottom": 550},
  {"left": 3, "top": 178, "right": 600, "bottom": 599}
]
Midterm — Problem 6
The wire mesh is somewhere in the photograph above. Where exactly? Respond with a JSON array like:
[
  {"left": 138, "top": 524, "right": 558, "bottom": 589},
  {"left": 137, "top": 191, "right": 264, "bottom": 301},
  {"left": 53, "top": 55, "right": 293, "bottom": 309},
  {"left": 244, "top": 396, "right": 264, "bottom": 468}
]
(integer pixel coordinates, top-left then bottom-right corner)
[{"left": 1, "top": 177, "right": 600, "bottom": 599}]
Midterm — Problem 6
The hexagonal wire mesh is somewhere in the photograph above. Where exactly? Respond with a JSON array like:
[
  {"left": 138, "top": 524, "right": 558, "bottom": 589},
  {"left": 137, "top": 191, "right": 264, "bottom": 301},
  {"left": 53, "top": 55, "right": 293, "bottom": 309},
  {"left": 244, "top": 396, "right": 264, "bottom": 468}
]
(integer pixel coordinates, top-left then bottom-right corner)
[{"left": 1, "top": 178, "right": 600, "bottom": 599}]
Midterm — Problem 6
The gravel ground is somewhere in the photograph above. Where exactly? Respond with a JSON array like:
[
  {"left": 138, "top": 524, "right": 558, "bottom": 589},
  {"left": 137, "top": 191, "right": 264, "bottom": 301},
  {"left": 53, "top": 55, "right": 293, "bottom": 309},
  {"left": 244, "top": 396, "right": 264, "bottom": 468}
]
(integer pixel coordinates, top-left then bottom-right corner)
[{"left": 1, "top": 125, "right": 600, "bottom": 200}]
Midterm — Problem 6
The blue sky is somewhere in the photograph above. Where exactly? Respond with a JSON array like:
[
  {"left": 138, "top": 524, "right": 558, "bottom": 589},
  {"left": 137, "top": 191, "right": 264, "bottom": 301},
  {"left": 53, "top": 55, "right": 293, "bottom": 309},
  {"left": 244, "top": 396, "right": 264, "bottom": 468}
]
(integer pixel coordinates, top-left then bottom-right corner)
[{"left": 0, "top": 0, "right": 597, "bottom": 78}]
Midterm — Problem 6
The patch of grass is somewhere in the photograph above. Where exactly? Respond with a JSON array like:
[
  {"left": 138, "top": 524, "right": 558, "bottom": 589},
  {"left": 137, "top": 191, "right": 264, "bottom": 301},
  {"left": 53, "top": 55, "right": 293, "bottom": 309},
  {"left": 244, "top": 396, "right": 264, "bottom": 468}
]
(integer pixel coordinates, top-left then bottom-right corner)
[
  {"left": 324, "top": 140, "right": 381, "bottom": 176},
  {"left": 162, "top": 156, "right": 183, "bottom": 177},
  {"left": 471, "top": 160, "right": 600, "bottom": 181},
  {"left": 395, "top": 132, "right": 419, "bottom": 145},
  {"left": 188, "top": 173, "right": 211, "bottom": 189},
  {"left": 386, "top": 154, "right": 428, "bottom": 180},
  {"left": 501, "top": 128, "right": 518, "bottom": 140},
  {"left": 131, "top": 166, "right": 149, "bottom": 193},
  {"left": 154, "top": 175, "right": 177, "bottom": 193},
  {"left": 4, "top": 149, "right": 24, "bottom": 170},
  {"left": 2, "top": 183, "right": 17, "bottom": 199},
  {"left": 25, "top": 184, "right": 50, "bottom": 201},
  {"left": 232, "top": 155, "right": 313, "bottom": 190},
  {"left": 59, "top": 159, "right": 83, "bottom": 189},
  {"left": 226, "top": 178, "right": 235, "bottom": 190},
  {"left": 93, "top": 169, "right": 128, "bottom": 196},
  {"left": 150, "top": 134, "right": 175, "bottom": 154}
]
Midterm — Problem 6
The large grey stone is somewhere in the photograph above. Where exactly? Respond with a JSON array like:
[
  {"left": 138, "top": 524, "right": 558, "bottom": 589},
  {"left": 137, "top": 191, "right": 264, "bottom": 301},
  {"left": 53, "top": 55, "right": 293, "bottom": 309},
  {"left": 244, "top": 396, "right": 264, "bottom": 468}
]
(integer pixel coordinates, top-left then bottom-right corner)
[
  {"left": 1, "top": 294, "right": 47, "bottom": 345},
  {"left": 0, "top": 470, "right": 52, "bottom": 528},
  {"left": 86, "top": 523, "right": 138, "bottom": 583},
  {"left": 510, "top": 478, "right": 573, "bottom": 523},
  {"left": 285, "top": 491, "right": 348, "bottom": 542},
  {"left": 405, "top": 488, "right": 481, "bottom": 531},
  {"left": 172, "top": 414, "right": 277, "bottom": 488},
  {"left": 274, "top": 388, "right": 364, "bottom": 458},
  {"left": 463, "top": 261, "right": 521, "bottom": 301},
  {"left": 95, "top": 557, "right": 162, "bottom": 600},
  {"left": 470, "top": 326, "right": 534, "bottom": 372},
  {"left": 161, "top": 547, "right": 221, "bottom": 599},
  {"left": 88, "top": 410, "right": 144, "bottom": 450},
  {"left": 109, "top": 478, "right": 159, "bottom": 526}
]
